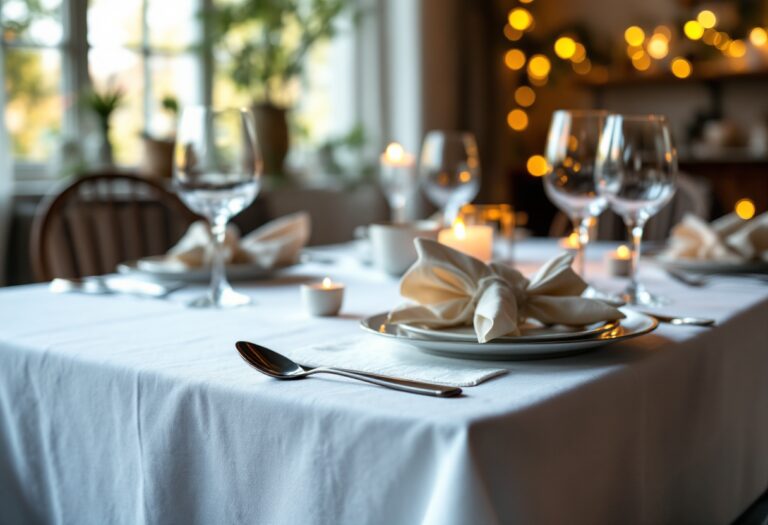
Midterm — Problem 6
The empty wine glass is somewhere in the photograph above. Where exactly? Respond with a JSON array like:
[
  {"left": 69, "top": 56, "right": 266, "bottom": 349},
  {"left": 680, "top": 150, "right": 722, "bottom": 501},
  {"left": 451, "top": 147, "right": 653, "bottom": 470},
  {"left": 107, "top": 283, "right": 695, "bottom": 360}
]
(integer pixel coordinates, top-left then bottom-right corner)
[
  {"left": 174, "top": 106, "right": 262, "bottom": 308},
  {"left": 419, "top": 131, "right": 481, "bottom": 224},
  {"left": 595, "top": 114, "right": 677, "bottom": 306},
  {"left": 379, "top": 142, "right": 417, "bottom": 223},
  {"left": 543, "top": 110, "right": 609, "bottom": 278}
]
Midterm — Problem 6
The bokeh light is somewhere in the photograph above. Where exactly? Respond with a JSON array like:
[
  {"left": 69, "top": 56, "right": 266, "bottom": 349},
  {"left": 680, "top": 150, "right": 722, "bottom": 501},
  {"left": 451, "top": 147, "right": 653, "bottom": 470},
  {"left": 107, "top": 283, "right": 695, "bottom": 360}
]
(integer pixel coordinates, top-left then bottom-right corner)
[
  {"left": 647, "top": 34, "right": 669, "bottom": 59},
  {"left": 697, "top": 10, "right": 717, "bottom": 29},
  {"left": 554, "top": 37, "right": 577, "bottom": 59},
  {"left": 514, "top": 86, "right": 536, "bottom": 107},
  {"left": 671, "top": 57, "right": 692, "bottom": 78},
  {"left": 624, "top": 26, "right": 645, "bottom": 46},
  {"left": 507, "top": 109, "right": 529, "bottom": 131},
  {"left": 684, "top": 20, "right": 704, "bottom": 40},
  {"left": 508, "top": 8, "right": 533, "bottom": 31},
  {"left": 727, "top": 39, "right": 747, "bottom": 58},
  {"left": 750, "top": 27, "right": 768, "bottom": 46},
  {"left": 504, "top": 49, "right": 526, "bottom": 70},
  {"left": 527, "top": 155, "right": 549, "bottom": 176},
  {"left": 527, "top": 54, "right": 551, "bottom": 79},
  {"left": 735, "top": 198, "right": 756, "bottom": 220},
  {"left": 632, "top": 53, "right": 651, "bottom": 71}
]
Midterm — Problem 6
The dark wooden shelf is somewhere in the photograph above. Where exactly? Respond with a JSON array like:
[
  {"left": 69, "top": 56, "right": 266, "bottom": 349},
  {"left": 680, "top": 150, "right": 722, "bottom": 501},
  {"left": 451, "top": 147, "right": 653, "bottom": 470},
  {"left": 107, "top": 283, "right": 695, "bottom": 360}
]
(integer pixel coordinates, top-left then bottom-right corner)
[{"left": 578, "top": 63, "right": 768, "bottom": 89}]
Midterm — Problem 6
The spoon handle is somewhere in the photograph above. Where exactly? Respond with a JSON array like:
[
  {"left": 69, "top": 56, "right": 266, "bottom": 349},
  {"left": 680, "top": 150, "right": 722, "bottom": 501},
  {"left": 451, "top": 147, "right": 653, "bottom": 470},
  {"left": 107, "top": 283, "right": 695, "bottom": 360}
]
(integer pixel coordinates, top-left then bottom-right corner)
[{"left": 308, "top": 367, "right": 462, "bottom": 397}]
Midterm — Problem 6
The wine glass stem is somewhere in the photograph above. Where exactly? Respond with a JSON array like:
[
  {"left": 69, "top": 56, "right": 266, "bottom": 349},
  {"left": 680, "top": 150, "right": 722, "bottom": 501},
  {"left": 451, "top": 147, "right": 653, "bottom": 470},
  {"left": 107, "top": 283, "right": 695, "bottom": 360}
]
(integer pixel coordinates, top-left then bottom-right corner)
[
  {"left": 571, "top": 217, "right": 590, "bottom": 279},
  {"left": 391, "top": 203, "right": 406, "bottom": 223},
  {"left": 209, "top": 217, "right": 230, "bottom": 304},
  {"left": 625, "top": 218, "right": 645, "bottom": 296}
]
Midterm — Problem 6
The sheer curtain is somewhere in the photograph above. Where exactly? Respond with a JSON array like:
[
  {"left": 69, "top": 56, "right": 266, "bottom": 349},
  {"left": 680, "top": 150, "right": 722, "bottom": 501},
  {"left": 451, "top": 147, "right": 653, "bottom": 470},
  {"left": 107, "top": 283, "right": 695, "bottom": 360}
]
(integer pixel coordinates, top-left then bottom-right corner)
[{"left": 0, "top": 49, "right": 12, "bottom": 285}]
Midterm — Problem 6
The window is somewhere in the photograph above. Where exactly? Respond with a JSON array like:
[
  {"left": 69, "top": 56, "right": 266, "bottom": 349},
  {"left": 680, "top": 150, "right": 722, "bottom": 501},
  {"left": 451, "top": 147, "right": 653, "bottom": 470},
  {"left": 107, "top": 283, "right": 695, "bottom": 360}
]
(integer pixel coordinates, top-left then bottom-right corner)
[{"left": 1, "top": 0, "right": 204, "bottom": 178}]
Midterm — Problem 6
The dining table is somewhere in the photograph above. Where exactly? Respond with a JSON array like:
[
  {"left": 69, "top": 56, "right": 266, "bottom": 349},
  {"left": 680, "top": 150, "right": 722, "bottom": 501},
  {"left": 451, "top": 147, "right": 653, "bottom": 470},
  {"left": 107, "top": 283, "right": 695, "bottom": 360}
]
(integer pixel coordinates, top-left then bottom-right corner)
[{"left": 1, "top": 239, "right": 767, "bottom": 525}]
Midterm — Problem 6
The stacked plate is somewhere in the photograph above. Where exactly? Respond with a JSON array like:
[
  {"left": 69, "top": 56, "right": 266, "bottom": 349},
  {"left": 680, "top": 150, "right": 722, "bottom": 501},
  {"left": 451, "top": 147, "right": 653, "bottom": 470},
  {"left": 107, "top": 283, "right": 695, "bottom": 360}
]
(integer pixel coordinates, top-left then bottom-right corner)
[
  {"left": 360, "top": 307, "right": 657, "bottom": 360},
  {"left": 117, "top": 256, "right": 291, "bottom": 283}
]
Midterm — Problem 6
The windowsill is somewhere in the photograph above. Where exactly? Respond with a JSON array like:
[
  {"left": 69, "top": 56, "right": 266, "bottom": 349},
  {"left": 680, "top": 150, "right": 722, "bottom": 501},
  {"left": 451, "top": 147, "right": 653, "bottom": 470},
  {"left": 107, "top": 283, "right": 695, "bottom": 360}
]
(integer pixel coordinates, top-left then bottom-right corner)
[{"left": 12, "top": 178, "right": 62, "bottom": 199}]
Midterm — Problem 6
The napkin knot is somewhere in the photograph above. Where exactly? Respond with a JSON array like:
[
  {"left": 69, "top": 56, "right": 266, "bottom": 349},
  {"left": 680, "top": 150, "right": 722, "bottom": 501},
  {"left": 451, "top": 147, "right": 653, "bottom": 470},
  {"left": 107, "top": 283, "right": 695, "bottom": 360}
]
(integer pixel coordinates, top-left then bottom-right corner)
[{"left": 388, "top": 238, "right": 624, "bottom": 343}]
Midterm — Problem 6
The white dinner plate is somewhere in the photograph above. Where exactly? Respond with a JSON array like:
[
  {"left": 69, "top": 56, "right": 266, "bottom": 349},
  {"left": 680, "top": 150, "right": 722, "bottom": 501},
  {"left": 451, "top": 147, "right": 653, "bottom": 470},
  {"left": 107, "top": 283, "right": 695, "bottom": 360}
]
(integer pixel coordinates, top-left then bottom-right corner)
[
  {"left": 655, "top": 255, "right": 768, "bottom": 275},
  {"left": 398, "top": 318, "right": 618, "bottom": 343},
  {"left": 360, "top": 308, "right": 657, "bottom": 360},
  {"left": 117, "top": 256, "right": 290, "bottom": 283}
]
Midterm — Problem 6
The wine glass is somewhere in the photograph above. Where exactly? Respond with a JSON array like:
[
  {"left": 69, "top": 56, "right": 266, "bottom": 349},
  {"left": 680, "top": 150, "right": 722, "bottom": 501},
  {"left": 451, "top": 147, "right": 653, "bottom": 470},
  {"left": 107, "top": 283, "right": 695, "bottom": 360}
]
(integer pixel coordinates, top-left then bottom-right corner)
[
  {"left": 595, "top": 114, "right": 677, "bottom": 306},
  {"left": 174, "top": 106, "right": 262, "bottom": 308},
  {"left": 419, "top": 131, "right": 481, "bottom": 224},
  {"left": 379, "top": 142, "right": 417, "bottom": 223},
  {"left": 543, "top": 110, "right": 609, "bottom": 278}
]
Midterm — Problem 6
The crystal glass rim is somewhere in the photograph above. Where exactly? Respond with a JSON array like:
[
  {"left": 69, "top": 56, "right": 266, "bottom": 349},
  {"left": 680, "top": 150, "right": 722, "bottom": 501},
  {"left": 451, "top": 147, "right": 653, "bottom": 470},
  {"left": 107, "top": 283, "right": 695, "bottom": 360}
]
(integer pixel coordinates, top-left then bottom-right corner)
[
  {"left": 608, "top": 113, "right": 668, "bottom": 123},
  {"left": 551, "top": 109, "right": 611, "bottom": 118}
]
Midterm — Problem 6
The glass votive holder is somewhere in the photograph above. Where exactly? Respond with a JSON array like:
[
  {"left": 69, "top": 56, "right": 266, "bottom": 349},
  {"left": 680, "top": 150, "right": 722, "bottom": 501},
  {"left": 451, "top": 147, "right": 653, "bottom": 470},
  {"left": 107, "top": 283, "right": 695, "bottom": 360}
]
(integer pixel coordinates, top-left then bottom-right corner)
[
  {"left": 301, "top": 278, "right": 345, "bottom": 316},
  {"left": 457, "top": 204, "right": 516, "bottom": 263}
]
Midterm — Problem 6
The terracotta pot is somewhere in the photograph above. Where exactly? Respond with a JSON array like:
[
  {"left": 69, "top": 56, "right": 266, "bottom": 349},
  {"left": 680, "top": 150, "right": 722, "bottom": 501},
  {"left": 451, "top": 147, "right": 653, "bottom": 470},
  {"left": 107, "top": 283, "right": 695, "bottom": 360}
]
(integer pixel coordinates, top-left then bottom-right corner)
[
  {"left": 252, "top": 103, "right": 289, "bottom": 177},
  {"left": 140, "top": 137, "right": 175, "bottom": 179}
]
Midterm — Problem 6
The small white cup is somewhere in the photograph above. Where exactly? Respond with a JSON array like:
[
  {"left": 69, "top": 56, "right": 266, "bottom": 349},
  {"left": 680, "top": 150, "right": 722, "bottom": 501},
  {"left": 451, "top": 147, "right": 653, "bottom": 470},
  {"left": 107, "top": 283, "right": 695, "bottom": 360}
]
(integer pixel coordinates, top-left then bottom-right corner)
[
  {"left": 369, "top": 221, "right": 440, "bottom": 275},
  {"left": 301, "top": 279, "right": 345, "bottom": 316}
]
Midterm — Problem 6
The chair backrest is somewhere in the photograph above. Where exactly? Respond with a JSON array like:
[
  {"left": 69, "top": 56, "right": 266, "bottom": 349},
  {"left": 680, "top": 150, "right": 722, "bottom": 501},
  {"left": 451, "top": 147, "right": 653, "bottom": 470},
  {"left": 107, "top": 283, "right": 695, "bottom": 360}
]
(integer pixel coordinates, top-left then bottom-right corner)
[{"left": 31, "top": 172, "right": 198, "bottom": 281}]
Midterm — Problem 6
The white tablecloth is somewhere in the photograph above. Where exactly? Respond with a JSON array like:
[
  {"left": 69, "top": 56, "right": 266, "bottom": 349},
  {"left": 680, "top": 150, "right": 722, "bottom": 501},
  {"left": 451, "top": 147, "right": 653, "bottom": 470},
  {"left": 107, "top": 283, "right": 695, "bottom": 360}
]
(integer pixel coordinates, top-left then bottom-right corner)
[{"left": 1, "top": 240, "right": 767, "bottom": 525}]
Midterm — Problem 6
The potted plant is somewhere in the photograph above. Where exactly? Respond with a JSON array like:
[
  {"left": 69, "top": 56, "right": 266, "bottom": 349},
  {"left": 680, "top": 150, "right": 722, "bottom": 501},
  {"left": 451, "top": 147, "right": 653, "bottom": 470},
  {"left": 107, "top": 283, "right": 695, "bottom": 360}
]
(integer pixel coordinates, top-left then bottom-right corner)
[
  {"left": 83, "top": 84, "right": 125, "bottom": 168},
  {"left": 206, "top": 0, "right": 351, "bottom": 178},
  {"left": 140, "top": 95, "right": 179, "bottom": 179}
]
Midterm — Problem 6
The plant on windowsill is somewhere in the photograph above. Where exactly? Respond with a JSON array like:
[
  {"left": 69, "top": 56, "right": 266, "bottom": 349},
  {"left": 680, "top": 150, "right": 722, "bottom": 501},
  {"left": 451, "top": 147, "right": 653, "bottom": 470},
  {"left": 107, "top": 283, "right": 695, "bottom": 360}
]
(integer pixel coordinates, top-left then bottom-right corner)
[
  {"left": 205, "top": 0, "right": 351, "bottom": 179},
  {"left": 140, "top": 96, "right": 179, "bottom": 179},
  {"left": 82, "top": 85, "right": 125, "bottom": 170}
]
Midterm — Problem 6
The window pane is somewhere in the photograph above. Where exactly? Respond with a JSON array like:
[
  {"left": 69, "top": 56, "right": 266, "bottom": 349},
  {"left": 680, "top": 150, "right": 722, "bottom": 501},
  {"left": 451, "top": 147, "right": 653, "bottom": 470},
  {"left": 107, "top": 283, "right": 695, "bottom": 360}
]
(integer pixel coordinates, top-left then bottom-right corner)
[
  {"left": 89, "top": 47, "right": 143, "bottom": 165},
  {"left": 4, "top": 48, "right": 62, "bottom": 161},
  {"left": 147, "top": 54, "right": 199, "bottom": 137},
  {"left": 147, "top": 0, "right": 198, "bottom": 51},
  {"left": 2, "top": 0, "right": 63, "bottom": 45},
  {"left": 87, "top": 0, "right": 143, "bottom": 48}
]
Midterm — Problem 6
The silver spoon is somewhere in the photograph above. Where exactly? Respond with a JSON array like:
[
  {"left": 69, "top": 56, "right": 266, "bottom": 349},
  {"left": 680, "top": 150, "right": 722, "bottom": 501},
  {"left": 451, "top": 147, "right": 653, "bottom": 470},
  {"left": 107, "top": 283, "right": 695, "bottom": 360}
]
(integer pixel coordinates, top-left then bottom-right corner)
[
  {"left": 636, "top": 311, "right": 716, "bottom": 327},
  {"left": 235, "top": 341, "right": 462, "bottom": 397}
]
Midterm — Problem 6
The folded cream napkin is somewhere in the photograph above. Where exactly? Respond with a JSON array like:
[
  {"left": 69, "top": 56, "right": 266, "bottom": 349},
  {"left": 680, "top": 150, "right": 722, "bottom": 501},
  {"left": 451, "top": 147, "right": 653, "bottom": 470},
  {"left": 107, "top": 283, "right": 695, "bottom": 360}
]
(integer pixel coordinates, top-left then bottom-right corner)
[
  {"left": 165, "top": 212, "right": 311, "bottom": 269},
  {"left": 286, "top": 336, "right": 507, "bottom": 387},
  {"left": 387, "top": 239, "right": 624, "bottom": 344},
  {"left": 664, "top": 212, "right": 768, "bottom": 262}
]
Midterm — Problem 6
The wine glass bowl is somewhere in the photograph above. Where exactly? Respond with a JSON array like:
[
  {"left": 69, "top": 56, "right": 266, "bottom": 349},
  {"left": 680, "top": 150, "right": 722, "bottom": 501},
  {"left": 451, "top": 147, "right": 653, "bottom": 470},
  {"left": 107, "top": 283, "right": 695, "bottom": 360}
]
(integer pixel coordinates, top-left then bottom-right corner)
[
  {"left": 596, "top": 114, "right": 677, "bottom": 305},
  {"left": 174, "top": 106, "right": 262, "bottom": 308},
  {"left": 543, "top": 110, "right": 609, "bottom": 277},
  {"left": 419, "top": 131, "right": 481, "bottom": 224}
]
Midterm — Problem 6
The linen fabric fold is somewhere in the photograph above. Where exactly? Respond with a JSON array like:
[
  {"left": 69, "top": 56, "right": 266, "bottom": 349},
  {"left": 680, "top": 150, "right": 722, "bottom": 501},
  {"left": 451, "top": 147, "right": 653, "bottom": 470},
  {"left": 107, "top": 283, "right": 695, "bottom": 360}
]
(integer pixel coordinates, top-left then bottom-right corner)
[
  {"left": 387, "top": 239, "right": 624, "bottom": 343},
  {"left": 166, "top": 212, "right": 311, "bottom": 269},
  {"left": 664, "top": 212, "right": 768, "bottom": 262}
]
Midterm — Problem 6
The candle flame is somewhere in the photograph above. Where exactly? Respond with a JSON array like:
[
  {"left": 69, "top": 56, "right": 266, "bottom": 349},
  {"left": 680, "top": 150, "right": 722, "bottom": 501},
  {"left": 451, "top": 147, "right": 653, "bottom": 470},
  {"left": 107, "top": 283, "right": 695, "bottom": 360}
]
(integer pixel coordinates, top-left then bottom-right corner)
[
  {"left": 453, "top": 219, "right": 466, "bottom": 240},
  {"left": 322, "top": 277, "right": 332, "bottom": 289},
  {"left": 616, "top": 245, "right": 631, "bottom": 259},
  {"left": 384, "top": 142, "right": 405, "bottom": 163},
  {"left": 567, "top": 232, "right": 580, "bottom": 249}
]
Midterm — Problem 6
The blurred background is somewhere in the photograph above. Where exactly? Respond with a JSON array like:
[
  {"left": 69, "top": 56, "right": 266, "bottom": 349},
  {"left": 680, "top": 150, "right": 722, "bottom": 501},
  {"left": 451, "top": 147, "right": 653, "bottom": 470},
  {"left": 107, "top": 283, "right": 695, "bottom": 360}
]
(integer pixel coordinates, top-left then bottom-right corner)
[{"left": 2, "top": 0, "right": 768, "bottom": 284}]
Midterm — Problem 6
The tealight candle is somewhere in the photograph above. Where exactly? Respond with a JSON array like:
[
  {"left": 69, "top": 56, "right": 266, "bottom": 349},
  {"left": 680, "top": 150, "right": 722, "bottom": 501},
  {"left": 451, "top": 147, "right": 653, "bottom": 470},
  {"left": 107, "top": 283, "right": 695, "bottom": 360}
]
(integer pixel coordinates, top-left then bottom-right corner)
[
  {"left": 605, "top": 245, "right": 632, "bottom": 277},
  {"left": 437, "top": 220, "right": 493, "bottom": 262},
  {"left": 301, "top": 277, "right": 345, "bottom": 316},
  {"left": 559, "top": 232, "right": 581, "bottom": 252}
]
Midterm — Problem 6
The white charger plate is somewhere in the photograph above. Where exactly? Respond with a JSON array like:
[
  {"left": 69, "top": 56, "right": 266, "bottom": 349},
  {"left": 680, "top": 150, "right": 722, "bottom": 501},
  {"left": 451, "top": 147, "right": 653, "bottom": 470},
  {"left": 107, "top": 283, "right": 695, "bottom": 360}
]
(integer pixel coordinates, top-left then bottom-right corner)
[
  {"left": 398, "top": 318, "right": 618, "bottom": 343},
  {"left": 117, "top": 256, "right": 290, "bottom": 283},
  {"left": 360, "top": 308, "right": 657, "bottom": 360}
]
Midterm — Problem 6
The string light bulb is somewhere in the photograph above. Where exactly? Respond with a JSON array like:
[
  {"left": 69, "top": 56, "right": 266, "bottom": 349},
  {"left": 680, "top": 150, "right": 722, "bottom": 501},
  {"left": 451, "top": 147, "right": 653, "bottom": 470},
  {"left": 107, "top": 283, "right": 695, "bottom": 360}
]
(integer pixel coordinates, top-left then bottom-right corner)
[
  {"left": 507, "top": 109, "right": 529, "bottom": 131},
  {"left": 624, "top": 26, "right": 645, "bottom": 46},
  {"left": 554, "top": 36, "right": 577, "bottom": 59},
  {"left": 527, "top": 155, "right": 549, "bottom": 177},
  {"left": 684, "top": 20, "right": 704, "bottom": 40},
  {"left": 750, "top": 27, "right": 768, "bottom": 46},
  {"left": 508, "top": 8, "right": 533, "bottom": 31},
  {"left": 671, "top": 57, "right": 692, "bottom": 78},
  {"left": 697, "top": 10, "right": 717, "bottom": 29}
]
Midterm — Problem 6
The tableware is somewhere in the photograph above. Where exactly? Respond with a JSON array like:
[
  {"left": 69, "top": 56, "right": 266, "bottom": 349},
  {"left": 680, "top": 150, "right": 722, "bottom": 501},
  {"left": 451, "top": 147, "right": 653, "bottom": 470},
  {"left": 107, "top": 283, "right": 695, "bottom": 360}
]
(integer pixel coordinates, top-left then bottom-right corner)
[
  {"left": 174, "top": 105, "right": 262, "bottom": 308},
  {"left": 235, "top": 341, "right": 462, "bottom": 397},
  {"left": 596, "top": 114, "right": 677, "bottom": 306},
  {"left": 361, "top": 308, "right": 657, "bottom": 360},
  {"left": 379, "top": 142, "right": 417, "bottom": 223},
  {"left": 638, "top": 312, "right": 715, "bottom": 327},
  {"left": 543, "top": 110, "right": 610, "bottom": 278},
  {"left": 419, "top": 130, "right": 481, "bottom": 224},
  {"left": 397, "top": 318, "right": 618, "bottom": 342},
  {"left": 368, "top": 221, "right": 440, "bottom": 275},
  {"left": 117, "top": 257, "right": 287, "bottom": 283},
  {"left": 301, "top": 278, "right": 344, "bottom": 316},
  {"left": 49, "top": 276, "right": 183, "bottom": 298}
]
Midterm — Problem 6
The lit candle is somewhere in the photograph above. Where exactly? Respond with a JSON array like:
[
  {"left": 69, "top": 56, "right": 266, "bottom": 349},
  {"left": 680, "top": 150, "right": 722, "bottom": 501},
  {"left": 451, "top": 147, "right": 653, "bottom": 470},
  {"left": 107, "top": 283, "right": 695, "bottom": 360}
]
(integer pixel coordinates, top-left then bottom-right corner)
[
  {"left": 437, "top": 219, "right": 494, "bottom": 262},
  {"left": 379, "top": 142, "right": 416, "bottom": 223},
  {"left": 301, "top": 277, "right": 345, "bottom": 316},
  {"left": 559, "top": 232, "right": 580, "bottom": 251},
  {"left": 605, "top": 244, "right": 632, "bottom": 277}
]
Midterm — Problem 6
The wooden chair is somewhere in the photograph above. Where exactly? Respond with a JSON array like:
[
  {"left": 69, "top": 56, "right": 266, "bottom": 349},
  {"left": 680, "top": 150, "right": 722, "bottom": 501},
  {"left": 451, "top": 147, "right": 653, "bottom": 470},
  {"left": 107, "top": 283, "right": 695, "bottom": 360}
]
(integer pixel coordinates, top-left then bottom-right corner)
[{"left": 31, "top": 172, "right": 198, "bottom": 282}]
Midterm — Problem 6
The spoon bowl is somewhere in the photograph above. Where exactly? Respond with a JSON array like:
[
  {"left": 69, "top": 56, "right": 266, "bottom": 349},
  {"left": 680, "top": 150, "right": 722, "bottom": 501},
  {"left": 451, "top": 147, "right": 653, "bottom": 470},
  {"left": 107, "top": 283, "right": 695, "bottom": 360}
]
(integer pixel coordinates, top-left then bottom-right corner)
[{"left": 235, "top": 341, "right": 462, "bottom": 397}]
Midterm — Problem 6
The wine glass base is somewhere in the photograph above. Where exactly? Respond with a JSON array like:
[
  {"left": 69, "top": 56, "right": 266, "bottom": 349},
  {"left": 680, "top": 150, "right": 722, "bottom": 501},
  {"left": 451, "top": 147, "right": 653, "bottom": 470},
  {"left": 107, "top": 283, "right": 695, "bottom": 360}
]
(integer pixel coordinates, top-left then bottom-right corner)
[
  {"left": 187, "top": 287, "right": 251, "bottom": 308},
  {"left": 583, "top": 286, "right": 626, "bottom": 307},
  {"left": 622, "top": 284, "right": 671, "bottom": 307}
]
